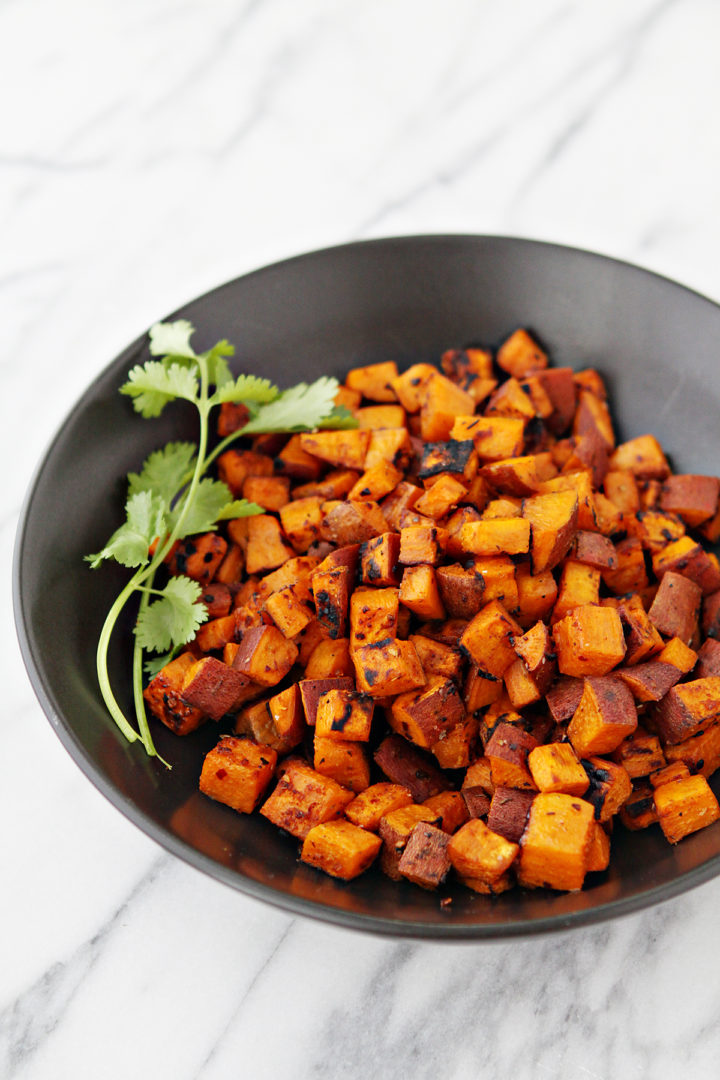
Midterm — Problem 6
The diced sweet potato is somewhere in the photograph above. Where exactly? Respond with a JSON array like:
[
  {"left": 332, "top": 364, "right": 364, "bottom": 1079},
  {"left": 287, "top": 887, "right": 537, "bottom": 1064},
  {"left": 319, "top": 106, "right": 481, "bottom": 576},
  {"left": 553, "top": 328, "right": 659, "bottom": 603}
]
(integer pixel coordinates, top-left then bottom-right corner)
[
  {"left": 695, "top": 639, "right": 720, "bottom": 680},
  {"left": 552, "top": 561, "right": 601, "bottom": 623},
  {"left": 279, "top": 496, "right": 324, "bottom": 553},
  {"left": 485, "top": 722, "right": 538, "bottom": 790},
  {"left": 345, "top": 360, "right": 399, "bottom": 402},
  {"left": 522, "top": 489, "right": 579, "bottom": 573},
  {"left": 260, "top": 758, "right": 353, "bottom": 839},
  {"left": 301, "top": 819, "right": 382, "bottom": 879},
  {"left": 581, "top": 757, "right": 632, "bottom": 823},
  {"left": 345, "top": 783, "right": 413, "bottom": 832},
  {"left": 460, "top": 600, "right": 522, "bottom": 677},
  {"left": 459, "top": 518, "right": 531, "bottom": 556},
  {"left": 409, "top": 633, "right": 463, "bottom": 680},
  {"left": 567, "top": 677, "right": 637, "bottom": 756},
  {"left": 181, "top": 656, "right": 252, "bottom": 720},
  {"left": 378, "top": 804, "right": 442, "bottom": 879},
  {"left": 315, "top": 689, "right": 374, "bottom": 741},
  {"left": 398, "top": 822, "right": 452, "bottom": 889},
  {"left": 619, "top": 781, "right": 659, "bottom": 830},
  {"left": 611, "top": 727, "right": 666, "bottom": 779},
  {"left": 658, "top": 636, "right": 698, "bottom": 674},
  {"left": 652, "top": 677, "right": 720, "bottom": 745},
  {"left": 304, "top": 638, "right": 354, "bottom": 680},
  {"left": 353, "top": 638, "right": 426, "bottom": 696},
  {"left": 553, "top": 604, "right": 626, "bottom": 677},
  {"left": 653, "top": 536, "right": 720, "bottom": 596},
  {"left": 448, "top": 819, "right": 519, "bottom": 883},
  {"left": 200, "top": 736, "right": 278, "bottom": 814},
  {"left": 518, "top": 792, "right": 595, "bottom": 891},
  {"left": 453, "top": 415, "right": 526, "bottom": 462},
  {"left": 609, "top": 435, "right": 670, "bottom": 481},
  {"left": 615, "top": 660, "right": 682, "bottom": 703},
  {"left": 664, "top": 721, "right": 720, "bottom": 778},
  {"left": 422, "top": 791, "right": 469, "bottom": 834},
  {"left": 374, "top": 734, "right": 450, "bottom": 801},
  {"left": 349, "top": 586, "right": 399, "bottom": 649},
  {"left": 528, "top": 743, "right": 589, "bottom": 796},
  {"left": 245, "top": 515, "right": 295, "bottom": 575},
  {"left": 653, "top": 773, "right": 720, "bottom": 843},
  {"left": 359, "top": 532, "right": 401, "bottom": 587},
  {"left": 420, "top": 373, "right": 476, "bottom": 442},
  {"left": 435, "top": 563, "right": 485, "bottom": 619},
  {"left": 586, "top": 821, "right": 611, "bottom": 873},
  {"left": 616, "top": 594, "right": 664, "bottom": 666},
  {"left": 660, "top": 474, "right": 720, "bottom": 527},
  {"left": 649, "top": 571, "right": 702, "bottom": 644},
  {"left": 169, "top": 532, "right": 227, "bottom": 586},
  {"left": 390, "top": 676, "right": 465, "bottom": 749},
  {"left": 313, "top": 736, "right": 370, "bottom": 792},
  {"left": 545, "top": 675, "right": 584, "bottom": 722},
  {"left": 143, "top": 653, "right": 206, "bottom": 735},
  {"left": 299, "top": 430, "right": 371, "bottom": 470},
  {"left": 497, "top": 328, "right": 547, "bottom": 377},
  {"left": 486, "top": 786, "right": 534, "bottom": 842},
  {"left": 298, "top": 676, "right": 355, "bottom": 726},
  {"left": 231, "top": 624, "right": 298, "bottom": 687}
]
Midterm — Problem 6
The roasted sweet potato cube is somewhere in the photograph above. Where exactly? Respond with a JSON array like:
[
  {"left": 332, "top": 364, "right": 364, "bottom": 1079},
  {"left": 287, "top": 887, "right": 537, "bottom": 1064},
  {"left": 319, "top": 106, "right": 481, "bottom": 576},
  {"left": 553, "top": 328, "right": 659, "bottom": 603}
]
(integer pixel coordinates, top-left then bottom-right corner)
[
  {"left": 664, "top": 721, "right": 720, "bottom": 778},
  {"left": 552, "top": 561, "right": 601, "bottom": 623},
  {"left": 485, "top": 722, "right": 538, "bottom": 790},
  {"left": 299, "top": 430, "right": 371, "bottom": 470},
  {"left": 462, "top": 787, "right": 492, "bottom": 819},
  {"left": 609, "top": 434, "right": 670, "bottom": 480},
  {"left": 168, "top": 532, "right": 227, "bottom": 586},
  {"left": 265, "top": 585, "right": 313, "bottom": 638},
  {"left": 322, "top": 499, "right": 387, "bottom": 546},
  {"left": 398, "top": 822, "right": 451, "bottom": 889},
  {"left": 313, "top": 735, "right": 370, "bottom": 793},
  {"left": 586, "top": 821, "right": 611, "bottom": 873},
  {"left": 545, "top": 675, "right": 584, "bottom": 722},
  {"left": 604, "top": 469, "right": 640, "bottom": 514},
  {"left": 574, "top": 388, "right": 615, "bottom": 449},
  {"left": 389, "top": 363, "right": 437, "bottom": 412},
  {"left": 262, "top": 554, "right": 321, "bottom": 595},
  {"left": 518, "top": 792, "right": 595, "bottom": 891},
  {"left": 515, "top": 564, "right": 557, "bottom": 626},
  {"left": 245, "top": 515, "right": 294, "bottom": 575},
  {"left": 611, "top": 727, "right": 666, "bottom": 779},
  {"left": 311, "top": 564, "right": 352, "bottom": 639},
  {"left": 374, "top": 734, "right": 449, "bottom": 801},
  {"left": 658, "top": 636, "right": 698, "bottom": 674},
  {"left": 315, "top": 689, "right": 374, "bottom": 741},
  {"left": 279, "top": 496, "right": 323, "bottom": 553},
  {"left": 398, "top": 524, "right": 444, "bottom": 566},
  {"left": 704, "top": 589, "right": 720, "bottom": 640},
  {"left": 242, "top": 475, "right": 290, "bottom": 512},
  {"left": 144, "top": 652, "right": 206, "bottom": 735},
  {"left": 359, "top": 532, "right": 401, "bottom": 587},
  {"left": 460, "top": 600, "right": 522, "bottom": 677},
  {"left": 568, "top": 677, "right": 637, "bottom": 756},
  {"left": 463, "top": 756, "right": 494, "bottom": 793},
  {"left": 483, "top": 786, "right": 532, "bottom": 843},
  {"left": 213, "top": 542, "right": 244, "bottom": 587},
  {"left": 378, "top": 804, "right": 442, "bottom": 879},
  {"left": 653, "top": 677, "right": 720, "bottom": 744},
  {"left": 293, "top": 469, "right": 359, "bottom": 501},
  {"left": 653, "top": 536, "right": 720, "bottom": 596},
  {"left": 581, "top": 757, "right": 632, "bottom": 822},
  {"left": 459, "top": 518, "right": 530, "bottom": 557},
  {"left": 349, "top": 586, "right": 399, "bottom": 649},
  {"left": 419, "top": 792, "right": 468, "bottom": 835},
  {"left": 199, "top": 583, "right": 233, "bottom": 619},
  {"left": 496, "top": 328, "right": 547, "bottom": 377},
  {"left": 553, "top": 605, "right": 626, "bottom": 677},
  {"left": 390, "top": 676, "right": 464, "bottom": 749},
  {"left": 260, "top": 758, "right": 353, "bottom": 839},
  {"left": 448, "top": 818, "right": 519, "bottom": 883},
  {"left": 301, "top": 819, "right": 381, "bottom": 879},
  {"left": 298, "top": 677, "right": 354, "bottom": 726},
  {"left": 353, "top": 638, "right": 426, "bottom": 696},
  {"left": 345, "top": 360, "right": 399, "bottom": 402},
  {"left": 305, "top": 637, "right": 354, "bottom": 680},
  {"left": 441, "top": 346, "right": 494, "bottom": 382},
  {"left": 409, "top": 633, "right": 463, "bottom": 680},
  {"left": 435, "top": 563, "right": 485, "bottom": 620},
  {"left": 485, "top": 377, "right": 536, "bottom": 421},
  {"left": 615, "top": 660, "right": 682, "bottom": 703},
  {"left": 355, "top": 404, "right": 406, "bottom": 430},
  {"left": 399, "top": 564, "right": 445, "bottom": 620},
  {"left": 419, "top": 373, "right": 475, "bottom": 442},
  {"left": 462, "top": 666, "right": 501, "bottom": 712},
  {"left": 695, "top": 639, "right": 720, "bottom": 680},
  {"left": 635, "top": 508, "right": 685, "bottom": 553},
  {"left": 216, "top": 449, "right": 273, "bottom": 494},
  {"left": 200, "top": 736, "right": 278, "bottom": 814},
  {"left": 217, "top": 401, "right": 250, "bottom": 437},
  {"left": 653, "top": 773, "right": 720, "bottom": 843},
  {"left": 528, "top": 367, "right": 576, "bottom": 434},
  {"left": 348, "top": 461, "right": 403, "bottom": 502},
  {"left": 231, "top": 625, "right": 298, "bottom": 687},
  {"left": 514, "top": 620, "right": 556, "bottom": 693},
  {"left": 504, "top": 658, "right": 543, "bottom": 709},
  {"left": 660, "top": 474, "right": 720, "bottom": 527},
  {"left": 649, "top": 571, "right": 701, "bottom": 644},
  {"left": 272, "top": 435, "right": 324, "bottom": 481},
  {"left": 601, "top": 536, "right": 647, "bottom": 595},
  {"left": 180, "top": 656, "right": 251, "bottom": 720},
  {"left": 414, "top": 474, "right": 467, "bottom": 520},
  {"left": 345, "top": 783, "right": 413, "bottom": 832},
  {"left": 619, "top": 780, "right": 659, "bottom": 830},
  {"left": 454, "top": 415, "right": 526, "bottom": 462},
  {"left": 616, "top": 594, "right": 664, "bottom": 666},
  {"left": 522, "top": 489, "right": 578, "bottom": 573},
  {"left": 527, "top": 743, "right": 589, "bottom": 796}
]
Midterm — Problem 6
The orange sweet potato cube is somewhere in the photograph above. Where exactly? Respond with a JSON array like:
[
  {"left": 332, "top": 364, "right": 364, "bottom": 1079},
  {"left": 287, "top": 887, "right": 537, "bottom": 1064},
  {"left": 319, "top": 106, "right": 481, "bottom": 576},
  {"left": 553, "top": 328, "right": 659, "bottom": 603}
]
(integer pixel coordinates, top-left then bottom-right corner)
[
  {"left": 485, "top": 721, "right": 538, "bottom": 790},
  {"left": 459, "top": 600, "right": 523, "bottom": 677},
  {"left": 391, "top": 363, "right": 439, "bottom": 412},
  {"left": 345, "top": 782, "right": 413, "bottom": 831},
  {"left": 399, "top": 564, "right": 445, "bottom": 620},
  {"left": 420, "top": 373, "right": 476, "bottom": 441},
  {"left": 657, "top": 636, "right": 698, "bottom": 675},
  {"left": 567, "top": 676, "right": 638, "bottom": 756},
  {"left": 245, "top": 515, "right": 294, "bottom": 574},
  {"left": 414, "top": 473, "right": 468, "bottom": 519},
  {"left": 349, "top": 586, "right": 399, "bottom": 649},
  {"left": 480, "top": 454, "right": 546, "bottom": 496},
  {"left": 409, "top": 633, "right": 463, "bottom": 680},
  {"left": 423, "top": 791, "right": 470, "bottom": 834},
  {"left": 199, "top": 736, "right": 277, "bottom": 814},
  {"left": 304, "top": 638, "right": 354, "bottom": 679},
  {"left": 181, "top": 656, "right": 253, "bottom": 720},
  {"left": 352, "top": 638, "right": 426, "bottom": 696},
  {"left": 234, "top": 684, "right": 305, "bottom": 754},
  {"left": 242, "top": 474, "right": 290, "bottom": 512},
  {"left": 609, "top": 434, "right": 670, "bottom": 480},
  {"left": 397, "top": 822, "right": 452, "bottom": 888},
  {"left": 459, "top": 518, "right": 531, "bottom": 557},
  {"left": 660, "top": 474, "right": 720, "bottom": 527},
  {"left": 652, "top": 677, "right": 720, "bottom": 745},
  {"left": 230, "top": 625, "right": 298, "bottom": 687},
  {"left": 454, "top": 415, "right": 526, "bottom": 462},
  {"left": 485, "top": 378, "right": 536, "bottom": 421},
  {"left": 143, "top": 652, "right": 206, "bottom": 735},
  {"left": 260, "top": 758, "right": 353, "bottom": 839},
  {"left": 515, "top": 564, "right": 558, "bottom": 626},
  {"left": 168, "top": 532, "right": 227, "bottom": 586},
  {"left": 435, "top": 563, "right": 486, "bottom": 619},
  {"left": 664, "top": 722, "right": 720, "bottom": 778},
  {"left": 616, "top": 594, "right": 664, "bottom": 666},
  {"left": 299, "top": 429, "right": 371, "bottom": 470},
  {"left": 315, "top": 689, "right": 374, "bottom": 741},
  {"left": 313, "top": 736, "right": 371, "bottom": 793},
  {"left": 527, "top": 743, "right": 589, "bottom": 796},
  {"left": 301, "top": 819, "right": 382, "bottom": 879},
  {"left": 265, "top": 584, "right": 314, "bottom": 638},
  {"left": 496, "top": 328, "right": 548, "bottom": 377},
  {"left": 653, "top": 774, "right": 720, "bottom": 844},
  {"left": 348, "top": 461, "right": 403, "bottom": 502},
  {"left": 582, "top": 757, "right": 632, "bottom": 823},
  {"left": 355, "top": 404, "right": 406, "bottom": 429},
  {"left": 345, "top": 360, "right": 399, "bottom": 402},
  {"left": 378, "top": 804, "right": 442, "bottom": 879},
  {"left": 553, "top": 604, "right": 626, "bottom": 677},
  {"left": 398, "top": 524, "right": 445, "bottom": 566},
  {"left": 279, "top": 496, "right": 324, "bottom": 553},
  {"left": 518, "top": 792, "right": 595, "bottom": 891},
  {"left": 448, "top": 819, "right": 519, "bottom": 883},
  {"left": 521, "top": 489, "right": 579, "bottom": 573},
  {"left": 611, "top": 728, "right": 666, "bottom": 779},
  {"left": 552, "top": 560, "right": 601, "bottom": 623},
  {"left": 586, "top": 821, "right": 611, "bottom": 873},
  {"left": 360, "top": 532, "right": 401, "bottom": 587},
  {"left": 390, "top": 676, "right": 465, "bottom": 749}
]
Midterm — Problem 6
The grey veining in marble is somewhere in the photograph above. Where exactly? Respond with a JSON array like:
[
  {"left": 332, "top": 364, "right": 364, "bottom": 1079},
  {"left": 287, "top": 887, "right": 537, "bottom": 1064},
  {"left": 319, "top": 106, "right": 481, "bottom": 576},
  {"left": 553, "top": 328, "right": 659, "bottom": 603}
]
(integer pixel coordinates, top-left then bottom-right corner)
[{"left": 5, "top": 0, "right": 720, "bottom": 1077}]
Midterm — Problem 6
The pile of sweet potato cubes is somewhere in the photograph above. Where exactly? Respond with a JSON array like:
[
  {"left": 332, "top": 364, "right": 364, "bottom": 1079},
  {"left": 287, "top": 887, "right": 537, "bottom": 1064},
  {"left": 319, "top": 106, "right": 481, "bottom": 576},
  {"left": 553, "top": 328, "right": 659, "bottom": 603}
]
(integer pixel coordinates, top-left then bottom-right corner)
[{"left": 144, "top": 329, "right": 720, "bottom": 895}]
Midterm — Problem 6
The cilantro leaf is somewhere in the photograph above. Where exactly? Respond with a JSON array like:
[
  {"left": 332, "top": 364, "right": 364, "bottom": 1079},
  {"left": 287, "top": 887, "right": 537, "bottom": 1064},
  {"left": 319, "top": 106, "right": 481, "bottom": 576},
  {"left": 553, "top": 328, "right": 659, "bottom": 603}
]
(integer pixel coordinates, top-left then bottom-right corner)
[
  {"left": 134, "top": 576, "right": 206, "bottom": 653},
  {"left": 121, "top": 361, "right": 199, "bottom": 417},
  {"left": 212, "top": 372, "right": 279, "bottom": 407},
  {"left": 317, "top": 405, "right": 359, "bottom": 430},
  {"left": 204, "top": 340, "right": 235, "bottom": 389},
  {"left": 169, "top": 478, "right": 235, "bottom": 537},
  {"left": 148, "top": 320, "right": 197, "bottom": 359},
  {"left": 241, "top": 376, "right": 340, "bottom": 433},
  {"left": 144, "top": 646, "right": 182, "bottom": 678},
  {"left": 127, "top": 442, "right": 196, "bottom": 506},
  {"left": 86, "top": 491, "right": 166, "bottom": 569},
  {"left": 215, "top": 498, "right": 265, "bottom": 520}
]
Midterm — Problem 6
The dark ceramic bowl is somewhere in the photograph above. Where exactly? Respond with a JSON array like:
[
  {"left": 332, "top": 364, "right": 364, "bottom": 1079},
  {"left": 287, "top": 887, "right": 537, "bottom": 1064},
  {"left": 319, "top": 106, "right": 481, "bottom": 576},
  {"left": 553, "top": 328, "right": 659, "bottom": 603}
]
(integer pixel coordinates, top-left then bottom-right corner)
[{"left": 14, "top": 236, "right": 720, "bottom": 938}]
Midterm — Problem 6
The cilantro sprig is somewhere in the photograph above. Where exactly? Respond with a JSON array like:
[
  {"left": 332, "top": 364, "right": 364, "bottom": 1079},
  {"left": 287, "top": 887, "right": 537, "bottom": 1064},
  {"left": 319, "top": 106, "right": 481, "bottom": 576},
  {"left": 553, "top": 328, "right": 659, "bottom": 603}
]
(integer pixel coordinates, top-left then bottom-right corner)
[{"left": 87, "top": 320, "right": 356, "bottom": 763}]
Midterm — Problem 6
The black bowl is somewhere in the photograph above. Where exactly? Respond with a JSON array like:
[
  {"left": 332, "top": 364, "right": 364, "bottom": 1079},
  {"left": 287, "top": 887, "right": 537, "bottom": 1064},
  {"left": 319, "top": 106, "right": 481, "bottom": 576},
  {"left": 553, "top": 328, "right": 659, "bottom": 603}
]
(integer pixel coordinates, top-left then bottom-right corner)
[{"left": 14, "top": 235, "right": 720, "bottom": 938}]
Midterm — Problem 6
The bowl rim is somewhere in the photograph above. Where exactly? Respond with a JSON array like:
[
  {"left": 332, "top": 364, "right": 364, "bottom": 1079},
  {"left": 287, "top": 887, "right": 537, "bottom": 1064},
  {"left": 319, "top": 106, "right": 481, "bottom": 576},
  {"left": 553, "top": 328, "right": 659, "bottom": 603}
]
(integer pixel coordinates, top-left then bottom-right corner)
[{"left": 13, "top": 232, "right": 720, "bottom": 940}]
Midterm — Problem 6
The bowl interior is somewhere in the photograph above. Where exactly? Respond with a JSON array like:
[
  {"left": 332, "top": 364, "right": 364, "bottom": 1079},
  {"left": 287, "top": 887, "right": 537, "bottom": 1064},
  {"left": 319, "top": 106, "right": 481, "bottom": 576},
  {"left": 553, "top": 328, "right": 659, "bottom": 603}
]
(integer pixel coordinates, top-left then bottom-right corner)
[{"left": 14, "top": 235, "right": 720, "bottom": 937}]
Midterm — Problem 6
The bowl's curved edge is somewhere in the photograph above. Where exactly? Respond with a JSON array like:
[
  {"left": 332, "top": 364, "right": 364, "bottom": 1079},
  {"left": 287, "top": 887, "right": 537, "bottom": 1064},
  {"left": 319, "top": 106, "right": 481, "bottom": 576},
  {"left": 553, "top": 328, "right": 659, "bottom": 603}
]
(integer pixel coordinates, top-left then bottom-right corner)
[{"left": 13, "top": 233, "right": 720, "bottom": 940}]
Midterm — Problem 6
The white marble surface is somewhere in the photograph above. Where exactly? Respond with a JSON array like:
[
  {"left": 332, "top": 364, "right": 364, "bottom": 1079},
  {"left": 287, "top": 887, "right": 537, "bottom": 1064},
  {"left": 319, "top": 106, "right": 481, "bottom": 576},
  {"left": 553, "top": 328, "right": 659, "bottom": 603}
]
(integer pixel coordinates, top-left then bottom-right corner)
[{"left": 5, "top": 0, "right": 720, "bottom": 1076}]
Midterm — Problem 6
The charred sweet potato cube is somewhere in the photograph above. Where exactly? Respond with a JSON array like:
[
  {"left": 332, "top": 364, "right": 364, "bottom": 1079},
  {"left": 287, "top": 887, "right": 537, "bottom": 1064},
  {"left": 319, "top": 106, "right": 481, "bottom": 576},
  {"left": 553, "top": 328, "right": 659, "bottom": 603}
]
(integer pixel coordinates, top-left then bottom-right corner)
[
  {"left": 634, "top": 508, "right": 685, "bottom": 553},
  {"left": 653, "top": 677, "right": 720, "bottom": 744},
  {"left": 486, "top": 786, "right": 534, "bottom": 842},
  {"left": 649, "top": 571, "right": 701, "bottom": 643},
  {"left": 313, "top": 735, "right": 370, "bottom": 793},
  {"left": 522, "top": 489, "right": 579, "bottom": 573},
  {"left": 390, "top": 363, "right": 438, "bottom": 412},
  {"left": 348, "top": 461, "right": 403, "bottom": 502},
  {"left": 581, "top": 757, "right": 632, "bottom": 822},
  {"left": 265, "top": 584, "right": 313, "bottom": 638},
  {"left": 602, "top": 537, "right": 648, "bottom": 595},
  {"left": 359, "top": 532, "right": 401, "bottom": 587},
  {"left": 374, "top": 734, "right": 450, "bottom": 802},
  {"left": 298, "top": 430, "right": 371, "bottom": 470},
  {"left": 345, "top": 783, "right": 413, "bottom": 832},
  {"left": 611, "top": 727, "right": 666, "bottom": 779},
  {"left": 553, "top": 605, "right": 626, "bottom": 677},
  {"left": 409, "top": 633, "right": 463, "bottom": 680},
  {"left": 573, "top": 388, "right": 615, "bottom": 450},
  {"left": 664, "top": 721, "right": 720, "bottom": 777},
  {"left": 619, "top": 780, "right": 659, "bottom": 830},
  {"left": 435, "top": 563, "right": 485, "bottom": 620},
  {"left": 298, "top": 676, "right": 354, "bottom": 726},
  {"left": 242, "top": 475, "right": 290, "bottom": 513},
  {"left": 200, "top": 736, "right": 277, "bottom": 814},
  {"left": 485, "top": 722, "right": 538, "bottom": 790},
  {"left": 513, "top": 620, "right": 556, "bottom": 695},
  {"left": 448, "top": 818, "right": 519, "bottom": 883},
  {"left": 615, "top": 661, "right": 682, "bottom": 703},
  {"left": 301, "top": 819, "right": 381, "bottom": 880},
  {"left": 398, "top": 822, "right": 451, "bottom": 889},
  {"left": 422, "top": 791, "right": 470, "bottom": 834},
  {"left": 609, "top": 434, "right": 670, "bottom": 481},
  {"left": 390, "top": 676, "right": 465, "bottom": 749},
  {"left": 445, "top": 507, "right": 483, "bottom": 557},
  {"left": 454, "top": 415, "right": 526, "bottom": 462},
  {"left": 496, "top": 328, "right": 547, "bottom": 377},
  {"left": 442, "top": 346, "right": 494, "bottom": 381},
  {"left": 315, "top": 689, "right": 374, "bottom": 741},
  {"left": 660, "top": 474, "right": 720, "bottom": 527},
  {"left": 217, "top": 401, "right": 250, "bottom": 437},
  {"left": 398, "top": 524, "right": 444, "bottom": 566},
  {"left": 527, "top": 743, "right": 589, "bottom": 796},
  {"left": 616, "top": 594, "right": 664, "bottom": 666},
  {"left": 293, "top": 469, "right": 359, "bottom": 501},
  {"left": 653, "top": 773, "right": 720, "bottom": 843},
  {"left": 567, "top": 676, "right": 637, "bottom": 756},
  {"left": 460, "top": 600, "right": 522, "bottom": 678},
  {"left": 179, "top": 656, "right": 250, "bottom": 720},
  {"left": 461, "top": 665, "right": 501, "bottom": 712},
  {"left": 261, "top": 553, "right": 321, "bottom": 595},
  {"left": 273, "top": 435, "right": 324, "bottom": 482},
  {"left": 658, "top": 636, "right": 698, "bottom": 674},
  {"left": 515, "top": 564, "right": 557, "bottom": 626},
  {"left": 345, "top": 360, "right": 399, "bottom": 402},
  {"left": 199, "top": 583, "right": 233, "bottom": 619},
  {"left": 419, "top": 373, "right": 475, "bottom": 442},
  {"left": 144, "top": 652, "right": 206, "bottom": 735},
  {"left": 304, "top": 637, "right": 354, "bottom": 680},
  {"left": 399, "top": 564, "right": 445, "bottom": 620},
  {"left": 231, "top": 624, "right": 298, "bottom": 687},
  {"left": 349, "top": 586, "right": 399, "bottom": 649},
  {"left": 168, "top": 532, "right": 227, "bottom": 586},
  {"left": 459, "top": 518, "right": 531, "bottom": 557},
  {"left": 214, "top": 542, "right": 244, "bottom": 586},
  {"left": 260, "top": 758, "right": 353, "bottom": 839},
  {"left": 485, "top": 377, "right": 537, "bottom": 421},
  {"left": 653, "top": 536, "right": 720, "bottom": 596},
  {"left": 552, "top": 561, "right": 601, "bottom": 623},
  {"left": 312, "top": 564, "right": 352, "bottom": 639},
  {"left": 518, "top": 792, "right": 595, "bottom": 891},
  {"left": 353, "top": 638, "right": 426, "bottom": 696},
  {"left": 363, "top": 428, "right": 414, "bottom": 472},
  {"left": 279, "top": 496, "right": 323, "bottom": 553}
]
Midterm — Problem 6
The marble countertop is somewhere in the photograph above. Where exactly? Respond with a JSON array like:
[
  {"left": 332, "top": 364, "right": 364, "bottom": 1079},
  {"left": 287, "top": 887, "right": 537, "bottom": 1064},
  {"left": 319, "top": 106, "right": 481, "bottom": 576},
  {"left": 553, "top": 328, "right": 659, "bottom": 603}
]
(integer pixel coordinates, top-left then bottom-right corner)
[{"left": 5, "top": 0, "right": 720, "bottom": 1076}]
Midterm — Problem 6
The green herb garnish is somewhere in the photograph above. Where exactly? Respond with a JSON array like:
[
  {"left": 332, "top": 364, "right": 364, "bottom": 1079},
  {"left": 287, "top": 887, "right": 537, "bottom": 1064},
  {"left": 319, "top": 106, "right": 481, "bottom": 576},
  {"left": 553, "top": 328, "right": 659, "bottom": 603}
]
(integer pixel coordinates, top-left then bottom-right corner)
[{"left": 87, "top": 320, "right": 355, "bottom": 763}]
